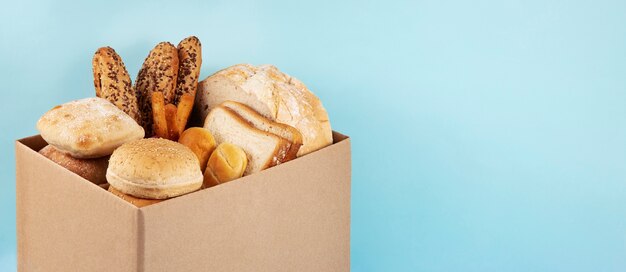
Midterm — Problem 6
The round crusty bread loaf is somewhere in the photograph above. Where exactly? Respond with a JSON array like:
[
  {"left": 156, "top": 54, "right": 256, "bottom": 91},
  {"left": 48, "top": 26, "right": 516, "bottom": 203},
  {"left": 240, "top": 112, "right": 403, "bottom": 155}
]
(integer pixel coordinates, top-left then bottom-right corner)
[
  {"left": 106, "top": 138, "right": 203, "bottom": 199},
  {"left": 194, "top": 64, "right": 332, "bottom": 156},
  {"left": 36, "top": 97, "right": 145, "bottom": 158},
  {"left": 39, "top": 145, "right": 109, "bottom": 185}
]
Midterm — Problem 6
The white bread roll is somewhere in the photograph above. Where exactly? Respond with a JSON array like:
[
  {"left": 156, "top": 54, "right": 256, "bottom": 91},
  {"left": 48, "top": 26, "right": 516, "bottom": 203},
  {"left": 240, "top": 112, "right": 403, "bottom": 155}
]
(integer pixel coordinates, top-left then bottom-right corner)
[
  {"left": 203, "top": 143, "right": 247, "bottom": 188},
  {"left": 106, "top": 138, "right": 203, "bottom": 199},
  {"left": 195, "top": 64, "right": 332, "bottom": 156},
  {"left": 36, "top": 97, "right": 145, "bottom": 158}
]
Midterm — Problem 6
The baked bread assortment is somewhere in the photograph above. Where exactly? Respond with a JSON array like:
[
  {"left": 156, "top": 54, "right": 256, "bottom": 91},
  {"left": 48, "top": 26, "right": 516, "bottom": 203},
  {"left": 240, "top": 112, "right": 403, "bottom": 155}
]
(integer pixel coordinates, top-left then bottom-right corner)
[
  {"left": 92, "top": 37, "right": 201, "bottom": 140},
  {"left": 195, "top": 64, "right": 332, "bottom": 156},
  {"left": 36, "top": 35, "right": 334, "bottom": 207}
]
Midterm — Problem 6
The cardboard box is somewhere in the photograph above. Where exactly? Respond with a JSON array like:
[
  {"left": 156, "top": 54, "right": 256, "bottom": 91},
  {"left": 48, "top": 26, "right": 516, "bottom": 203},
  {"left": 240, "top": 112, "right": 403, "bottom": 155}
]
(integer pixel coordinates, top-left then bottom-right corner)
[{"left": 16, "top": 132, "right": 350, "bottom": 271}]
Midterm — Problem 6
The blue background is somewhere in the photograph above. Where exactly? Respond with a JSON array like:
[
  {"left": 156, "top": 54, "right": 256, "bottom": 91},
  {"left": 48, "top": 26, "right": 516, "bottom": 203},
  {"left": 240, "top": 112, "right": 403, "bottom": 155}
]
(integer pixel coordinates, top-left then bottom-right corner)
[{"left": 1, "top": 0, "right": 625, "bottom": 271}]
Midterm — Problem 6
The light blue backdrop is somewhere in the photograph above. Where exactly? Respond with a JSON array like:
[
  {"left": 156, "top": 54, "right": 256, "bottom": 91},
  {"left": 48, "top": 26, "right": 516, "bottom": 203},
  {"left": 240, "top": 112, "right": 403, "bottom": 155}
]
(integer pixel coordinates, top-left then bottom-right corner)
[{"left": 1, "top": 0, "right": 625, "bottom": 271}]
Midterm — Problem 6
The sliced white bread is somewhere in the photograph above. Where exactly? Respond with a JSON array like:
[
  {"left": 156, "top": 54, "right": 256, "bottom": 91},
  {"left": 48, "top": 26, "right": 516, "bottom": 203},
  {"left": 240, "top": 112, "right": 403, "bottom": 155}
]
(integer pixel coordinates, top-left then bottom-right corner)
[
  {"left": 220, "top": 100, "right": 303, "bottom": 161},
  {"left": 203, "top": 106, "right": 291, "bottom": 175}
]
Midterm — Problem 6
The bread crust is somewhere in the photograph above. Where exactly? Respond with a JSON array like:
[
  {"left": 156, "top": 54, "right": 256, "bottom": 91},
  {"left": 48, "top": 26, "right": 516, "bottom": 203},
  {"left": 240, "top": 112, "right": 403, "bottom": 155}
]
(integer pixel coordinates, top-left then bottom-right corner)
[
  {"left": 92, "top": 47, "right": 141, "bottom": 123},
  {"left": 135, "top": 42, "right": 179, "bottom": 136},
  {"left": 39, "top": 145, "right": 109, "bottom": 185},
  {"left": 178, "top": 127, "right": 216, "bottom": 172},
  {"left": 36, "top": 97, "right": 145, "bottom": 158},
  {"left": 203, "top": 143, "right": 247, "bottom": 188},
  {"left": 175, "top": 36, "right": 202, "bottom": 104},
  {"left": 221, "top": 106, "right": 291, "bottom": 168},
  {"left": 221, "top": 101, "right": 302, "bottom": 162}
]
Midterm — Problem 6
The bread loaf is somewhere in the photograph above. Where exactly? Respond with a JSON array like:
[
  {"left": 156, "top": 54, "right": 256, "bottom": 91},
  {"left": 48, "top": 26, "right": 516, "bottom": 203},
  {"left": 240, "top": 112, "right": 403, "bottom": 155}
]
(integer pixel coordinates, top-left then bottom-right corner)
[
  {"left": 195, "top": 64, "right": 332, "bottom": 156},
  {"left": 39, "top": 145, "right": 109, "bottom": 185},
  {"left": 36, "top": 97, "right": 145, "bottom": 158},
  {"left": 135, "top": 42, "right": 179, "bottom": 136},
  {"left": 174, "top": 36, "right": 202, "bottom": 104},
  {"left": 220, "top": 101, "right": 302, "bottom": 161},
  {"left": 92, "top": 47, "right": 141, "bottom": 124}
]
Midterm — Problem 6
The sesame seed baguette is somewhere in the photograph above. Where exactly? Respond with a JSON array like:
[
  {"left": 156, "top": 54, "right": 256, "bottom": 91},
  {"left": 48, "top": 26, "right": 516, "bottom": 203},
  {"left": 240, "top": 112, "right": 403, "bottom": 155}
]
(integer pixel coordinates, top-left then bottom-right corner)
[
  {"left": 135, "top": 42, "right": 179, "bottom": 136},
  {"left": 175, "top": 36, "right": 202, "bottom": 104},
  {"left": 173, "top": 36, "right": 202, "bottom": 134},
  {"left": 92, "top": 47, "right": 141, "bottom": 124}
]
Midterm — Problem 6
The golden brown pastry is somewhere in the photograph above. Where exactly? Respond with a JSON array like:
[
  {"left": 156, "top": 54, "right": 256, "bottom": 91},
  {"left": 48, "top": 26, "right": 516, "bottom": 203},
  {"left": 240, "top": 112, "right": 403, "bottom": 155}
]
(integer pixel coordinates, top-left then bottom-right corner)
[
  {"left": 92, "top": 47, "right": 141, "bottom": 123},
  {"left": 178, "top": 127, "right": 216, "bottom": 172},
  {"left": 135, "top": 42, "right": 179, "bottom": 136},
  {"left": 39, "top": 145, "right": 109, "bottom": 185},
  {"left": 108, "top": 185, "right": 162, "bottom": 207},
  {"left": 203, "top": 143, "right": 247, "bottom": 188}
]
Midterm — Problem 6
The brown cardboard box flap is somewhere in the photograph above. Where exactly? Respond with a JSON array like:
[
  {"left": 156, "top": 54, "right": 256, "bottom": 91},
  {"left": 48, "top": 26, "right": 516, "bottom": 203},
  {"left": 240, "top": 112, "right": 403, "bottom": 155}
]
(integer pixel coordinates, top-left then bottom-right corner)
[{"left": 16, "top": 139, "right": 139, "bottom": 271}]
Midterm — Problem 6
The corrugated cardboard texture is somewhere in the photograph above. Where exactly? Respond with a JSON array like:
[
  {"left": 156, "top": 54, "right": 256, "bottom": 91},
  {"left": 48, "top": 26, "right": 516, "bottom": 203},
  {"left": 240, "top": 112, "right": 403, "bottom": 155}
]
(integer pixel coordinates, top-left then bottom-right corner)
[
  {"left": 16, "top": 132, "right": 350, "bottom": 271},
  {"left": 16, "top": 136, "right": 139, "bottom": 271}
]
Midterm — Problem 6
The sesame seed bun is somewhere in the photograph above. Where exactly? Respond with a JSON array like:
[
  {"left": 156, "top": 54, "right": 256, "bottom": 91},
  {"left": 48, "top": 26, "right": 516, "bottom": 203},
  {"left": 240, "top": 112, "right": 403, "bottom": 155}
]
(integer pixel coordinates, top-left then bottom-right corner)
[{"left": 106, "top": 138, "right": 203, "bottom": 199}]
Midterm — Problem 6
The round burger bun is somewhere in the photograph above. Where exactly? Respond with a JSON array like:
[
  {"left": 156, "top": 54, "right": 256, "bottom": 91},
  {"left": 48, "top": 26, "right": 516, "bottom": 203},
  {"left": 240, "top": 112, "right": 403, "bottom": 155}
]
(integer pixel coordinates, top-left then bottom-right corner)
[{"left": 106, "top": 138, "right": 203, "bottom": 199}]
